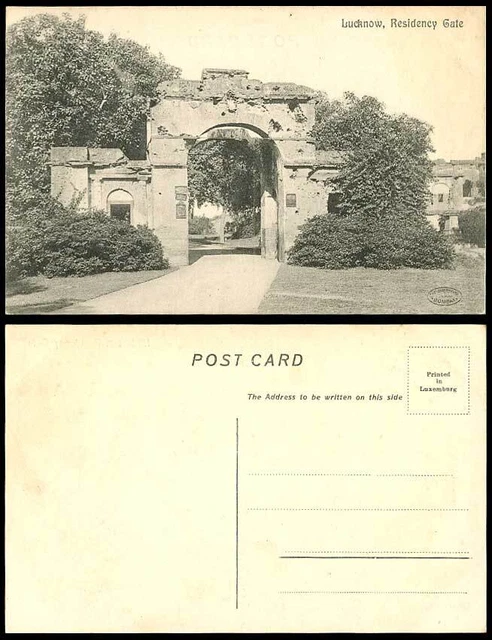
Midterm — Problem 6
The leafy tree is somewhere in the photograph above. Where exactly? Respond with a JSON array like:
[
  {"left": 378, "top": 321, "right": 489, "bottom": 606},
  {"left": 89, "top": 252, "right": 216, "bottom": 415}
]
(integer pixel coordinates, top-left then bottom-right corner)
[
  {"left": 6, "top": 12, "right": 180, "bottom": 193},
  {"left": 188, "top": 215, "right": 216, "bottom": 236},
  {"left": 188, "top": 138, "right": 261, "bottom": 216},
  {"left": 293, "top": 92, "right": 454, "bottom": 269},
  {"left": 311, "top": 92, "right": 434, "bottom": 219}
]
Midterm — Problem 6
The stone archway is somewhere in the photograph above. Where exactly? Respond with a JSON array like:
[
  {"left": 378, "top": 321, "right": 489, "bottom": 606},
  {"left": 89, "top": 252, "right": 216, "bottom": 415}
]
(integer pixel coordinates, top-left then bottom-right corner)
[
  {"left": 50, "top": 69, "right": 336, "bottom": 268},
  {"left": 107, "top": 188, "right": 134, "bottom": 223},
  {"left": 188, "top": 124, "right": 282, "bottom": 260},
  {"left": 147, "top": 68, "right": 319, "bottom": 266}
]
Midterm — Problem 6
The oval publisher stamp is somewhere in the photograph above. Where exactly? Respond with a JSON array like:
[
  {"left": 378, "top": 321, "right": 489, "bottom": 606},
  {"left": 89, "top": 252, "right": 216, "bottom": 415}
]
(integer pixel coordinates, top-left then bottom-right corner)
[{"left": 427, "top": 287, "right": 462, "bottom": 306}]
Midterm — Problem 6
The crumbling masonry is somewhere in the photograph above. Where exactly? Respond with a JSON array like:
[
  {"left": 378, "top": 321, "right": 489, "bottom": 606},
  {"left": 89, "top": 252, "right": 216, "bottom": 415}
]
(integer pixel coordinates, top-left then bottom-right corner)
[
  {"left": 50, "top": 68, "right": 343, "bottom": 266},
  {"left": 50, "top": 68, "right": 484, "bottom": 266}
]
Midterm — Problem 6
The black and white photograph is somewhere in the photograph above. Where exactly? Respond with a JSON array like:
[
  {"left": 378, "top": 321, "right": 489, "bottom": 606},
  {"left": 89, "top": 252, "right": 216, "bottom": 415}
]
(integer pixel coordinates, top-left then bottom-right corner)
[
  {"left": 5, "top": 324, "right": 487, "bottom": 631},
  {"left": 5, "top": 6, "right": 485, "bottom": 314}
]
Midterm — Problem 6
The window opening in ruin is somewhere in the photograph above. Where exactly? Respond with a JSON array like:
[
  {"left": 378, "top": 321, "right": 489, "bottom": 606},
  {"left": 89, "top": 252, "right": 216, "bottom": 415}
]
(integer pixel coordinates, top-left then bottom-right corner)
[
  {"left": 110, "top": 204, "right": 131, "bottom": 222},
  {"left": 463, "top": 179, "right": 472, "bottom": 197},
  {"left": 328, "top": 192, "right": 342, "bottom": 214}
]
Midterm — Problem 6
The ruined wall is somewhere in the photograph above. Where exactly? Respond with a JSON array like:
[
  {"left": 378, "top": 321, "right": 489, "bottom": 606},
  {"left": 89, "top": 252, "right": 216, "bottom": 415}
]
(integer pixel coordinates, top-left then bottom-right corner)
[
  {"left": 428, "top": 156, "right": 485, "bottom": 214},
  {"left": 51, "top": 147, "right": 151, "bottom": 227},
  {"left": 150, "top": 69, "right": 318, "bottom": 143},
  {"left": 51, "top": 147, "right": 91, "bottom": 209},
  {"left": 151, "top": 166, "right": 189, "bottom": 266},
  {"left": 51, "top": 70, "right": 345, "bottom": 267},
  {"left": 148, "top": 69, "right": 321, "bottom": 265}
]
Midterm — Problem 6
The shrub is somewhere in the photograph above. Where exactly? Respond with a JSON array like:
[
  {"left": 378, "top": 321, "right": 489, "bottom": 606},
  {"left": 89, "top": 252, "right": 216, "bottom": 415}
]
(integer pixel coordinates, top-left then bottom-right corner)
[
  {"left": 6, "top": 205, "right": 168, "bottom": 279},
  {"left": 458, "top": 206, "right": 485, "bottom": 247},
  {"left": 188, "top": 215, "right": 216, "bottom": 235},
  {"left": 225, "top": 208, "right": 261, "bottom": 239},
  {"left": 287, "top": 213, "right": 454, "bottom": 270}
]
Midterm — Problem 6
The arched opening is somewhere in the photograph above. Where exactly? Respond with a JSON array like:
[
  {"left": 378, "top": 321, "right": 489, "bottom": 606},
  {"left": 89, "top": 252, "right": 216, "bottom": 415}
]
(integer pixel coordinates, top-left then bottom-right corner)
[
  {"left": 186, "top": 124, "right": 282, "bottom": 264},
  {"left": 431, "top": 183, "right": 450, "bottom": 210},
  {"left": 107, "top": 189, "right": 134, "bottom": 223},
  {"left": 462, "top": 179, "right": 472, "bottom": 198}
]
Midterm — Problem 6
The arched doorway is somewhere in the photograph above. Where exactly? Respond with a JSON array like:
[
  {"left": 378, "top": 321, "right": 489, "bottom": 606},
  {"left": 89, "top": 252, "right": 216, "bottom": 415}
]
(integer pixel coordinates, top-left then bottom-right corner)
[
  {"left": 430, "top": 183, "right": 450, "bottom": 210},
  {"left": 148, "top": 68, "right": 318, "bottom": 266},
  {"left": 186, "top": 124, "right": 283, "bottom": 263},
  {"left": 107, "top": 189, "right": 134, "bottom": 223}
]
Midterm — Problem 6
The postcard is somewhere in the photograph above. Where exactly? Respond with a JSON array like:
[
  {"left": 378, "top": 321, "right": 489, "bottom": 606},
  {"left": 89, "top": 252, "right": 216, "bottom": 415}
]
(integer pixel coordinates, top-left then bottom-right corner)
[
  {"left": 5, "top": 324, "right": 486, "bottom": 631},
  {"left": 5, "top": 6, "right": 485, "bottom": 315}
]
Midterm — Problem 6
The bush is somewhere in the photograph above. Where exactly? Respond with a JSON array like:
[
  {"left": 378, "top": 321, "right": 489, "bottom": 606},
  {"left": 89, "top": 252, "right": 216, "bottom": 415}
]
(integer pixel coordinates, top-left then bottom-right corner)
[
  {"left": 225, "top": 208, "right": 261, "bottom": 239},
  {"left": 458, "top": 206, "right": 485, "bottom": 247},
  {"left": 6, "top": 203, "right": 168, "bottom": 280},
  {"left": 287, "top": 213, "right": 454, "bottom": 270},
  {"left": 188, "top": 215, "right": 216, "bottom": 235}
]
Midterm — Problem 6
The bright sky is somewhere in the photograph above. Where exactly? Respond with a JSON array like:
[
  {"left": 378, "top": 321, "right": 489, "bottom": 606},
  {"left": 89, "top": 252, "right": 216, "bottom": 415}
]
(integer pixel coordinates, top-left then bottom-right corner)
[{"left": 7, "top": 6, "right": 486, "bottom": 159}]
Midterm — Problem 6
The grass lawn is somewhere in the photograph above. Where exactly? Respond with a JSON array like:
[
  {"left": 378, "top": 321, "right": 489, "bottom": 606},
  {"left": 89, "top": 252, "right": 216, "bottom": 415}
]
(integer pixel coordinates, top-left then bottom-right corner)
[
  {"left": 6, "top": 270, "right": 173, "bottom": 315},
  {"left": 259, "top": 256, "right": 484, "bottom": 314}
]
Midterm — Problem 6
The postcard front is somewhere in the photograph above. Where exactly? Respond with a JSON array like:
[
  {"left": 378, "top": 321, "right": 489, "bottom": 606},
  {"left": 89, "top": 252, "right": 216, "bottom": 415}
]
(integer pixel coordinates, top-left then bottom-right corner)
[
  {"left": 5, "top": 324, "right": 486, "bottom": 632},
  {"left": 5, "top": 6, "right": 485, "bottom": 315}
]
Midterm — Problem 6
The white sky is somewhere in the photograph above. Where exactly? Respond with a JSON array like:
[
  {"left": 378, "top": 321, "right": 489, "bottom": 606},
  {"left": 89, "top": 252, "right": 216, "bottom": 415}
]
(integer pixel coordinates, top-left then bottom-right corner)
[{"left": 6, "top": 6, "right": 486, "bottom": 159}]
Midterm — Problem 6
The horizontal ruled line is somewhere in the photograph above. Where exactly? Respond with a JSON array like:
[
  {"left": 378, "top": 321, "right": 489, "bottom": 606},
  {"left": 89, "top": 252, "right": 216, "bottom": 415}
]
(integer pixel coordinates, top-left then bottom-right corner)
[
  {"left": 280, "top": 555, "right": 470, "bottom": 560},
  {"left": 280, "top": 590, "right": 468, "bottom": 595},
  {"left": 249, "top": 472, "right": 453, "bottom": 477},
  {"left": 249, "top": 508, "right": 469, "bottom": 512},
  {"left": 284, "top": 550, "right": 469, "bottom": 554}
]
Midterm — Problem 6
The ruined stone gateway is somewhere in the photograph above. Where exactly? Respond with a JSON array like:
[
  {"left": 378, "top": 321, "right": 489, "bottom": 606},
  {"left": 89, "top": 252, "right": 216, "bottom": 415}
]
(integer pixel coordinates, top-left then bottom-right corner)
[
  {"left": 50, "top": 68, "right": 343, "bottom": 266},
  {"left": 52, "top": 67, "right": 481, "bottom": 266}
]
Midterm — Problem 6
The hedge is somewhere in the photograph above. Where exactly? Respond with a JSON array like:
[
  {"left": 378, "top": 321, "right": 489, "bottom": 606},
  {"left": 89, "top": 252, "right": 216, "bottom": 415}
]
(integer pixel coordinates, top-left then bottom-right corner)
[
  {"left": 6, "top": 198, "right": 168, "bottom": 280},
  {"left": 457, "top": 206, "right": 485, "bottom": 248},
  {"left": 287, "top": 212, "right": 454, "bottom": 270}
]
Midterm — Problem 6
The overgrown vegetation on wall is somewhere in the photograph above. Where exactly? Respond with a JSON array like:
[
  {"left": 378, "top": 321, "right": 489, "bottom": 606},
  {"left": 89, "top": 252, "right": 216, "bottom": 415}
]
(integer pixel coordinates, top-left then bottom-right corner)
[
  {"left": 6, "top": 13, "right": 178, "bottom": 279},
  {"left": 291, "top": 92, "right": 454, "bottom": 269},
  {"left": 6, "top": 191, "right": 167, "bottom": 280},
  {"left": 6, "top": 13, "right": 180, "bottom": 194}
]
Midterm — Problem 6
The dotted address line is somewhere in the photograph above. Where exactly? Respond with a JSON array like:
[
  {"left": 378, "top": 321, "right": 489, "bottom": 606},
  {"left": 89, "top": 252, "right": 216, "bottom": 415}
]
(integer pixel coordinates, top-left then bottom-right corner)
[
  {"left": 280, "top": 590, "right": 468, "bottom": 595},
  {"left": 249, "top": 473, "right": 453, "bottom": 477},
  {"left": 249, "top": 508, "right": 468, "bottom": 512},
  {"left": 284, "top": 550, "right": 469, "bottom": 554}
]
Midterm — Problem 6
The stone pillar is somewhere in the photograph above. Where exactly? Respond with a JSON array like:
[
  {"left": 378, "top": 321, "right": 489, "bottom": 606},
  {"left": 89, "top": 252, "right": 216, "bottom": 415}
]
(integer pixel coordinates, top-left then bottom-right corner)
[
  {"left": 261, "top": 190, "right": 278, "bottom": 260},
  {"left": 89, "top": 175, "right": 104, "bottom": 211},
  {"left": 259, "top": 141, "right": 280, "bottom": 260},
  {"left": 50, "top": 148, "right": 91, "bottom": 211},
  {"left": 151, "top": 165, "right": 189, "bottom": 266},
  {"left": 149, "top": 137, "right": 190, "bottom": 267}
]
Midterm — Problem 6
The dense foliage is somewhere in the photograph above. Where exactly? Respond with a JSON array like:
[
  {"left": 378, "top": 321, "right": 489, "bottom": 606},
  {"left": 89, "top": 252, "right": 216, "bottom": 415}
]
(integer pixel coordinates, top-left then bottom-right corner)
[
  {"left": 6, "top": 13, "right": 180, "bottom": 193},
  {"left": 292, "top": 92, "right": 454, "bottom": 269},
  {"left": 288, "top": 212, "right": 453, "bottom": 270},
  {"left": 6, "top": 13, "right": 176, "bottom": 279},
  {"left": 457, "top": 205, "right": 486, "bottom": 247},
  {"left": 188, "top": 138, "right": 261, "bottom": 236},
  {"left": 312, "top": 92, "right": 434, "bottom": 219},
  {"left": 225, "top": 208, "right": 261, "bottom": 239},
  {"left": 188, "top": 215, "right": 216, "bottom": 236},
  {"left": 6, "top": 193, "right": 167, "bottom": 279}
]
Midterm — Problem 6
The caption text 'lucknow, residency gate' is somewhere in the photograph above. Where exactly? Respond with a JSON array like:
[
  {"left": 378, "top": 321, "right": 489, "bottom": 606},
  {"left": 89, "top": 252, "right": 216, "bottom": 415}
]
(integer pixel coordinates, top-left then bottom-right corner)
[{"left": 50, "top": 68, "right": 344, "bottom": 266}]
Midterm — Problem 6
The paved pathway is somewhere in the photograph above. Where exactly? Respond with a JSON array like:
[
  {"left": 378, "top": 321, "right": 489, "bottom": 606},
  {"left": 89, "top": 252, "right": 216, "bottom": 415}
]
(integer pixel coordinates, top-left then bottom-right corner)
[{"left": 57, "top": 255, "right": 280, "bottom": 314}]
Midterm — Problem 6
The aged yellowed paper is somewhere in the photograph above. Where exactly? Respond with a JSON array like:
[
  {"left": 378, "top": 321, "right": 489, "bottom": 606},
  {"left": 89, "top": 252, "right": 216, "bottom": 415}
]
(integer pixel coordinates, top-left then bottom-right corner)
[
  {"left": 5, "top": 325, "right": 486, "bottom": 632},
  {"left": 5, "top": 6, "right": 485, "bottom": 315}
]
